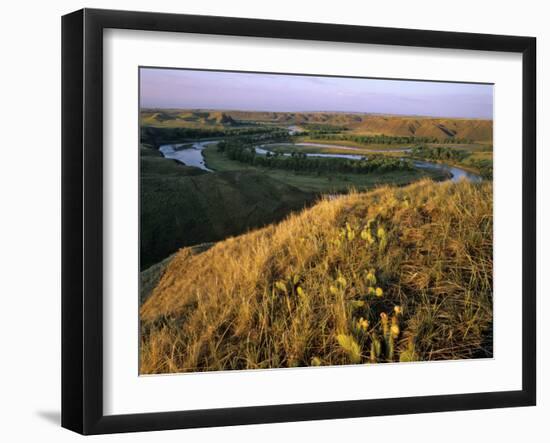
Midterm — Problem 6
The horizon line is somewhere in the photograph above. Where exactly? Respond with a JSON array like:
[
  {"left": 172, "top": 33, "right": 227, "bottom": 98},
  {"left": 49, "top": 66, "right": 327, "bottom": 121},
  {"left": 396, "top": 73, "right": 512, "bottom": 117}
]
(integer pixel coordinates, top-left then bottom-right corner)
[{"left": 139, "top": 107, "right": 494, "bottom": 121}]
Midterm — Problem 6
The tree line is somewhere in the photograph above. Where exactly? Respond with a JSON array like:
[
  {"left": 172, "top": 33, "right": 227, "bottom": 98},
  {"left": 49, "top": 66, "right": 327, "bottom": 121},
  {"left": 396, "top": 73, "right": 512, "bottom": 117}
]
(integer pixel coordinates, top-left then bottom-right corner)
[
  {"left": 410, "top": 145, "right": 470, "bottom": 162},
  {"left": 217, "top": 138, "right": 413, "bottom": 174},
  {"left": 466, "top": 159, "right": 493, "bottom": 180},
  {"left": 411, "top": 145, "right": 493, "bottom": 180},
  {"left": 307, "top": 133, "right": 474, "bottom": 145}
]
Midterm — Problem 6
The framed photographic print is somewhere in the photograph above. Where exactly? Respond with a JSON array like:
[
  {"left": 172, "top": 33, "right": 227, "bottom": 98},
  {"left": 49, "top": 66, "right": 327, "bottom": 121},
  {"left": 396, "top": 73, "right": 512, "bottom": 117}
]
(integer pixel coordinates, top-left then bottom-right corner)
[{"left": 61, "top": 8, "right": 536, "bottom": 435}]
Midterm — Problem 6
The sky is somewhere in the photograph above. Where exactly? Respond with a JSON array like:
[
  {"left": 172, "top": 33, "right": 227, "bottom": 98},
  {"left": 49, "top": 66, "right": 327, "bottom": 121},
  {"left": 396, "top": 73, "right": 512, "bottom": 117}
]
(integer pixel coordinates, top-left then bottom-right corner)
[{"left": 140, "top": 68, "right": 493, "bottom": 119}]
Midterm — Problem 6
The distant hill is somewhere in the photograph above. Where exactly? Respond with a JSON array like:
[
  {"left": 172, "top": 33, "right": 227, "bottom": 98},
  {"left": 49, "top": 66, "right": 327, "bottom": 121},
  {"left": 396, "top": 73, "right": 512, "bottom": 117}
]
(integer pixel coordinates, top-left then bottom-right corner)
[
  {"left": 353, "top": 115, "right": 493, "bottom": 141},
  {"left": 141, "top": 109, "right": 237, "bottom": 127},
  {"left": 210, "top": 112, "right": 237, "bottom": 125},
  {"left": 141, "top": 109, "right": 493, "bottom": 142}
]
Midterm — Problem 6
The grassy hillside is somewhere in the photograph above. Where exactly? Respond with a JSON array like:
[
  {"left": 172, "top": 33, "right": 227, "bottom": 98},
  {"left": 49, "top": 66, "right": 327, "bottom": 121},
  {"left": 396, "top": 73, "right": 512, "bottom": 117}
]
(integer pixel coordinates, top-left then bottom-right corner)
[
  {"left": 140, "top": 243, "right": 214, "bottom": 305},
  {"left": 140, "top": 146, "right": 317, "bottom": 269},
  {"left": 352, "top": 115, "right": 492, "bottom": 141},
  {"left": 141, "top": 109, "right": 493, "bottom": 142},
  {"left": 140, "top": 179, "right": 493, "bottom": 374},
  {"left": 141, "top": 110, "right": 237, "bottom": 128}
]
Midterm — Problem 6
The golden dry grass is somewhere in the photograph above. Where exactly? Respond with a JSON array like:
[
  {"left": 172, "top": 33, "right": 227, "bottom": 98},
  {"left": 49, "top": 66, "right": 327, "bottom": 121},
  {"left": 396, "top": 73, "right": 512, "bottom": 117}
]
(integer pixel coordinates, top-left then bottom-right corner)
[{"left": 140, "top": 179, "right": 493, "bottom": 374}]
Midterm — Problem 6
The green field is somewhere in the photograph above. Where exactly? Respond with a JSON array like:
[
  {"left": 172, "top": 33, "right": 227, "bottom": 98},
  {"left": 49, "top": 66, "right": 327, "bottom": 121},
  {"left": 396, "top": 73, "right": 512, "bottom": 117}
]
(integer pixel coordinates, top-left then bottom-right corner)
[
  {"left": 297, "top": 137, "right": 414, "bottom": 152},
  {"left": 203, "top": 144, "right": 449, "bottom": 193}
]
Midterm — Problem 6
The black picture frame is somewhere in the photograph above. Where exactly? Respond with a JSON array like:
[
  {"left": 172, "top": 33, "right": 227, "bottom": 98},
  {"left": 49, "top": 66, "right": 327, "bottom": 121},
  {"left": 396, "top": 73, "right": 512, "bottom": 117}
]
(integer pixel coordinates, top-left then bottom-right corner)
[{"left": 62, "top": 8, "right": 537, "bottom": 435}]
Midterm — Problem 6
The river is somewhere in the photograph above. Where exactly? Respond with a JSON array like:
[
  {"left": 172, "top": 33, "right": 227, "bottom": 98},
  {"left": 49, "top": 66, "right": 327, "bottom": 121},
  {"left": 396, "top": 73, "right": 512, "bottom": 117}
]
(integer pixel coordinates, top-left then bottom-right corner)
[
  {"left": 159, "top": 141, "right": 215, "bottom": 172},
  {"left": 255, "top": 144, "right": 481, "bottom": 183},
  {"left": 158, "top": 138, "right": 481, "bottom": 183},
  {"left": 413, "top": 160, "right": 482, "bottom": 183}
]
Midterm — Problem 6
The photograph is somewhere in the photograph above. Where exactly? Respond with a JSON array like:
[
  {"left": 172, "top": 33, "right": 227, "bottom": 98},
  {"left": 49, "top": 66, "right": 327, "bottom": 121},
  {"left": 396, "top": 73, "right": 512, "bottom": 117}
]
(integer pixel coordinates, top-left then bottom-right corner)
[
  {"left": 0, "top": 1, "right": 543, "bottom": 439},
  {"left": 138, "top": 68, "right": 494, "bottom": 375}
]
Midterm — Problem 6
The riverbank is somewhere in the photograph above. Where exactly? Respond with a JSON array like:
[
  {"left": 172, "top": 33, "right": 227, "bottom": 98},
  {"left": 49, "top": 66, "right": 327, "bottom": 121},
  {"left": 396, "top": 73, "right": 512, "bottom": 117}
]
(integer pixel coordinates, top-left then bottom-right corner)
[
  {"left": 203, "top": 143, "right": 449, "bottom": 193},
  {"left": 157, "top": 136, "right": 482, "bottom": 193},
  {"left": 250, "top": 143, "right": 480, "bottom": 184},
  {"left": 159, "top": 141, "right": 216, "bottom": 172}
]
